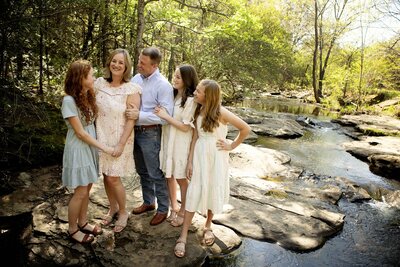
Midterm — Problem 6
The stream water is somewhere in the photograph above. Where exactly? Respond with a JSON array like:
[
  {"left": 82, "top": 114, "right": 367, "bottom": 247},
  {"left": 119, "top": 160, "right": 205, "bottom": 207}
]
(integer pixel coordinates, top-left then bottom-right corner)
[{"left": 205, "top": 96, "right": 400, "bottom": 267}]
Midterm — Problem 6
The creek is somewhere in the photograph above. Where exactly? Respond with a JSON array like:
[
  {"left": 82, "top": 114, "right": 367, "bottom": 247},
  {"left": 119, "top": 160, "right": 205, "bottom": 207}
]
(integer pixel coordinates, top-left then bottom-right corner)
[{"left": 206, "top": 96, "right": 400, "bottom": 267}]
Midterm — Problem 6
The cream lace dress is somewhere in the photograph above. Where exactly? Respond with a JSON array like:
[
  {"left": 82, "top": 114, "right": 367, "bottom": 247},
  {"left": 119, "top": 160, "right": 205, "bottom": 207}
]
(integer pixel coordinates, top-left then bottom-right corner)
[
  {"left": 185, "top": 115, "right": 229, "bottom": 215},
  {"left": 160, "top": 96, "right": 197, "bottom": 178},
  {"left": 95, "top": 77, "right": 141, "bottom": 177}
]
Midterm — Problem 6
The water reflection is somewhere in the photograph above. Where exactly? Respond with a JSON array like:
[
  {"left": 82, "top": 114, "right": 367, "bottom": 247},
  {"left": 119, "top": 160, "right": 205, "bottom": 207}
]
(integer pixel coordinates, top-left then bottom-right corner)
[{"left": 234, "top": 96, "right": 339, "bottom": 120}]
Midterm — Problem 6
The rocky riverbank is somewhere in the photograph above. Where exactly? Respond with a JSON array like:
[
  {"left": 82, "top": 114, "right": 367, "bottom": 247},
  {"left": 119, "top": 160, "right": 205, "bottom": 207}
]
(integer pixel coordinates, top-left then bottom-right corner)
[{"left": 0, "top": 110, "right": 399, "bottom": 266}]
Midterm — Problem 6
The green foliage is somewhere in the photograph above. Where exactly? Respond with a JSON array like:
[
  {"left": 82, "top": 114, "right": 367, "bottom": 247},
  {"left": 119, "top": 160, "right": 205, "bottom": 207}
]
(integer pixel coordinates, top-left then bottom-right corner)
[{"left": 0, "top": 80, "right": 65, "bottom": 171}]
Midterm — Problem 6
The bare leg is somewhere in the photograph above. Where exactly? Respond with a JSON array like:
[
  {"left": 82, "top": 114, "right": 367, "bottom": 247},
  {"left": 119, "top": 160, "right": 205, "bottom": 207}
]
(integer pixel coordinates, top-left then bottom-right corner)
[
  {"left": 106, "top": 176, "right": 127, "bottom": 215},
  {"left": 205, "top": 209, "right": 213, "bottom": 229},
  {"left": 68, "top": 185, "right": 89, "bottom": 240},
  {"left": 178, "top": 210, "right": 195, "bottom": 242},
  {"left": 103, "top": 175, "right": 119, "bottom": 213},
  {"left": 167, "top": 177, "right": 179, "bottom": 212},
  {"left": 176, "top": 178, "right": 189, "bottom": 217},
  {"left": 78, "top": 183, "right": 92, "bottom": 225}
]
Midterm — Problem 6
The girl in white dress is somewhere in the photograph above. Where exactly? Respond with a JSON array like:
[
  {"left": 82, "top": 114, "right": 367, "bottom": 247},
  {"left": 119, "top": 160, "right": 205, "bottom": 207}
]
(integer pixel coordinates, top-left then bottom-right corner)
[
  {"left": 154, "top": 64, "right": 198, "bottom": 227},
  {"left": 174, "top": 79, "right": 251, "bottom": 258}
]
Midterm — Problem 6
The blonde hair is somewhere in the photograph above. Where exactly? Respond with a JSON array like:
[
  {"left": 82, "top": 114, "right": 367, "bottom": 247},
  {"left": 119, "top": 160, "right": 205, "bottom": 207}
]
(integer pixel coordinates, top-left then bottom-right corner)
[
  {"left": 104, "top": 48, "right": 132, "bottom": 82},
  {"left": 194, "top": 79, "right": 221, "bottom": 132}
]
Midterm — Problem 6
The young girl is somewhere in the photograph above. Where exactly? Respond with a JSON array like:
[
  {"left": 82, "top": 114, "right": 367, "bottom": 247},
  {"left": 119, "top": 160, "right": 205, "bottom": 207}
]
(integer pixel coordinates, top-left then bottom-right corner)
[
  {"left": 154, "top": 64, "right": 198, "bottom": 227},
  {"left": 61, "top": 60, "right": 114, "bottom": 243},
  {"left": 174, "top": 79, "right": 251, "bottom": 257}
]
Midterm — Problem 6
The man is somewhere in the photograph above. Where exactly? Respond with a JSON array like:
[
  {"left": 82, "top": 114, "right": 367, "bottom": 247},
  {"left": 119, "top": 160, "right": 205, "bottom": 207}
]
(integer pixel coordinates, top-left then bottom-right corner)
[{"left": 126, "top": 47, "right": 174, "bottom": 225}]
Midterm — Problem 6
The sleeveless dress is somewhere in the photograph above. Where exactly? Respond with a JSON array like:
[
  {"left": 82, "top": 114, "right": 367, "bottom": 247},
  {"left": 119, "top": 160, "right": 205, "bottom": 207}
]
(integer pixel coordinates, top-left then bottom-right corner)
[
  {"left": 95, "top": 77, "right": 141, "bottom": 177},
  {"left": 61, "top": 95, "right": 99, "bottom": 188},
  {"left": 185, "top": 115, "right": 229, "bottom": 215},
  {"left": 160, "top": 96, "right": 197, "bottom": 178}
]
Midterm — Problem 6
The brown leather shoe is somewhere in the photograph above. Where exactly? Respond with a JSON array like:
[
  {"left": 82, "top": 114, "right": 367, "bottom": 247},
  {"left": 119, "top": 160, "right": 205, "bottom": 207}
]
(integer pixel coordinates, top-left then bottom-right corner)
[
  {"left": 150, "top": 212, "right": 167, "bottom": 226},
  {"left": 131, "top": 203, "right": 156, "bottom": 215}
]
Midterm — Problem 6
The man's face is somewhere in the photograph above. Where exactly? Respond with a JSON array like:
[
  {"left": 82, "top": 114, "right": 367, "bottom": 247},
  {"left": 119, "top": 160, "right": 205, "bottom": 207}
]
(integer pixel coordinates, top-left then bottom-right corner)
[{"left": 137, "top": 54, "right": 157, "bottom": 77}]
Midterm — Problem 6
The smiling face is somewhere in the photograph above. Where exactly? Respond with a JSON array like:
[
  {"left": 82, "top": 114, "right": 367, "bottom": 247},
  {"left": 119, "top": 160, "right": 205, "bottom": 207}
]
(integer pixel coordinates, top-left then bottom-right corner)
[
  {"left": 137, "top": 54, "right": 157, "bottom": 77},
  {"left": 194, "top": 83, "right": 206, "bottom": 105},
  {"left": 109, "top": 53, "right": 126, "bottom": 78},
  {"left": 172, "top": 68, "right": 184, "bottom": 91}
]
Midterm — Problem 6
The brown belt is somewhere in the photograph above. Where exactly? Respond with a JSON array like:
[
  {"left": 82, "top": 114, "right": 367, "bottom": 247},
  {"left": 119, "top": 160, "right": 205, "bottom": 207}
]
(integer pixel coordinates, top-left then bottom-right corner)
[{"left": 134, "top": 124, "right": 161, "bottom": 131}]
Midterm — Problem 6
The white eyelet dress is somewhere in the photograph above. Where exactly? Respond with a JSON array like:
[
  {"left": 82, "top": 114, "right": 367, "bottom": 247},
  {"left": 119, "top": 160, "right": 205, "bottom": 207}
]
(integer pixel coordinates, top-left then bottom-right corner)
[{"left": 185, "top": 115, "right": 229, "bottom": 215}]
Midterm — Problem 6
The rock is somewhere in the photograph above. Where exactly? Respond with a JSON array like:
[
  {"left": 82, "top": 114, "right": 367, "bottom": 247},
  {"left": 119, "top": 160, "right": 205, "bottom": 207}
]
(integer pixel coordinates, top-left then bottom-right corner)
[
  {"left": 334, "top": 114, "right": 400, "bottom": 137},
  {"left": 227, "top": 125, "right": 258, "bottom": 144},
  {"left": 383, "top": 190, "right": 400, "bottom": 209},
  {"left": 343, "top": 136, "right": 400, "bottom": 180},
  {"left": 3, "top": 143, "right": 398, "bottom": 264},
  {"left": 250, "top": 118, "right": 304, "bottom": 139},
  {"left": 369, "top": 154, "right": 400, "bottom": 179}
]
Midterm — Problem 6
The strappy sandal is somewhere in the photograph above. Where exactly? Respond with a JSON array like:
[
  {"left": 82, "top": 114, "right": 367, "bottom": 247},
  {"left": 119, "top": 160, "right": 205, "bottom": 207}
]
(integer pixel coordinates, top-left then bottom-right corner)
[
  {"left": 113, "top": 212, "right": 130, "bottom": 233},
  {"left": 101, "top": 210, "right": 119, "bottom": 226},
  {"left": 166, "top": 209, "right": 178, "bottom": 222},
  {"left": 174, "top": 237, "right": 186, "bottom": 258},
  {"left": 79, "top": 222, "right": 103, "bottom": 236},
  {"left": 69, "top": 229, "right": 94, "bottom": 244},
  {"left": 170, "top": 214, "right": 184, "bottom": 227},
  {"left": 203, "top": 228, "right": 215, "bottom": 246}
]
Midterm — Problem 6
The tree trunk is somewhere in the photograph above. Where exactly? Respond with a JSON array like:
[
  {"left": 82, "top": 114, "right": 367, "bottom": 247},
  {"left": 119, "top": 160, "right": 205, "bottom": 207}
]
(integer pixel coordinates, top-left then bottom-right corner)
[
  {"left": 38, "top": 1, "right": 44, "bottom": 97},
  {"left": 100, "top": 0, "right": 110, "bottom": 66},
  {"left": 81, "top": 11, "right": 96, "bottom": 59},
  {"left": 318, "top": 14, "right": 323, "bottom": 98},
  {"left": 133, "top": 0, "right": 145, "bottom": 75},
  {"left": 312, "top": 0, "right": 320, "bottom": 103}
]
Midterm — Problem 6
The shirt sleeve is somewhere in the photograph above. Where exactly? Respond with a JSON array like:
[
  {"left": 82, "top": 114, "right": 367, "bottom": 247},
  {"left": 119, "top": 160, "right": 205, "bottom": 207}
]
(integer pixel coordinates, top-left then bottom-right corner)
[
  {"left": 61, "top": 96, "right": 78, "bottom": 119},
  {"left": 181, "top": 97, "right": 197, "bottom": 128},
  {"left": 137, "top": 81, "right": 174, "bottom": 125}
]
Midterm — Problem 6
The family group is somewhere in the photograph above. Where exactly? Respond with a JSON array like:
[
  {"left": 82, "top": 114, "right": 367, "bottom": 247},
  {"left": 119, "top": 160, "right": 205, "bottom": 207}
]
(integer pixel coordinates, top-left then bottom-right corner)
[{"left": 61, "top": 46, "right": 250, "bottom": 257}]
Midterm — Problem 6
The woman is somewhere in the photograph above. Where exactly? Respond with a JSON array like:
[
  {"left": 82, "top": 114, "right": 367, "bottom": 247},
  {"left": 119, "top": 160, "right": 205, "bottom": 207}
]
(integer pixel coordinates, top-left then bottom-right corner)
[
  {"left": 154, "top": 64, "right": 198, "bottom": 227},
  {"left": 174, "top": 80, "right": 250, "bottom": 257},
  {"left": 95, "top": 48, "right": 141, "bottom": 233},
  {"left": 61, "top": 59, "right": 113, "bottom": 243}
]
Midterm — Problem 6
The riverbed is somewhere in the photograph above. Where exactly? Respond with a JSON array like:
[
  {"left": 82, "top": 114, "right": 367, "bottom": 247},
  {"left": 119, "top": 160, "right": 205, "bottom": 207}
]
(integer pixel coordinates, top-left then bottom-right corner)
[{"left": 206, "top": 96, "right": 400, "bottom": 267}]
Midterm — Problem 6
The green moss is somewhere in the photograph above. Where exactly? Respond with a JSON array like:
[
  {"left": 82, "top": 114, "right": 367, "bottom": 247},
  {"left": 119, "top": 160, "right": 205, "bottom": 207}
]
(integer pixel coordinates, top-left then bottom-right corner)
[{"left": 265, "top": 189, "right": 288, "bottom": 199}]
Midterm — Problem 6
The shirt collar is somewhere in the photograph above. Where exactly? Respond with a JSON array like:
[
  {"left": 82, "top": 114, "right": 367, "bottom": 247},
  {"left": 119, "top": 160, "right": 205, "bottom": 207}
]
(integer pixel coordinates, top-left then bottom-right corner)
[{"left": 141, "top": 68, "right": 160, "bottom": 80}]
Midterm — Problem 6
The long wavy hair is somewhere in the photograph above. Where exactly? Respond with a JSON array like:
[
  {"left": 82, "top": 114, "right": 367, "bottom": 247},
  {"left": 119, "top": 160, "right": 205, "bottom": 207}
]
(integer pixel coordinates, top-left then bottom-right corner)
[
  {"left": 194, "top": 79, "right": 221, "bottom": 132},
  {"left": 104, "top": 48, "right": 132, "bottom": 83},
  {"left": 175, "top": 64, "right": 199, "bottom": 108},
  {"left": 64, "top": 59, "right": 98, "bottom": 123}
]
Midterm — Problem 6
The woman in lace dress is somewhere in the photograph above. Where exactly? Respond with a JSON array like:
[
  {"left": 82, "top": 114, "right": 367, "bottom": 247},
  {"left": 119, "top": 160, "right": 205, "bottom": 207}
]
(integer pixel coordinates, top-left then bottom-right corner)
[
  {"left": 174, "top": 79, "right": 250, "bottom": 257},
  {"left": 154, "top": 64, "right": 198, "bottom": 227},
  {"left": 62, "top": 60, "right": 113, "bottom": 243},
  {"left": 95, "top": 49, "right": 141, "bottom": 233}
]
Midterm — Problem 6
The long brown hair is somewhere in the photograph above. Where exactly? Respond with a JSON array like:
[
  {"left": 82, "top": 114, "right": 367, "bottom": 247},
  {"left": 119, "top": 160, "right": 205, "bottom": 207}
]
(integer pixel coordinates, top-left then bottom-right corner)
[
  {"left": 194, "top": 79, "right": 221, "bottom": 132},
  {"left": 64, "top": 59, "right": 98, "bottom": 123},
  {"left": 175, "top": 64, "right": 199, "bottom": 108}
]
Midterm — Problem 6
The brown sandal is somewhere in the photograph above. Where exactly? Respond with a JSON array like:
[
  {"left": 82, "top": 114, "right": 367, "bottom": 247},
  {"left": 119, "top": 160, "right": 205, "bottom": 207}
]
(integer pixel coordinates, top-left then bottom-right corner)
[
  {"left": 69, "top": 229, "right": 94, "bottom": 244},
  {"left": 79, "top": 222, "right": 103, "bottom": 236}
]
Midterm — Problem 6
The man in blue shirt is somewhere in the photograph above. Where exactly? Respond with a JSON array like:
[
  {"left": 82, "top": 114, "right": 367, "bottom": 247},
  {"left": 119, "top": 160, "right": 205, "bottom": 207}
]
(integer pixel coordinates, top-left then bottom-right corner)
[{"left": 127, "top": 47, "right": 174, "bottom": 225}]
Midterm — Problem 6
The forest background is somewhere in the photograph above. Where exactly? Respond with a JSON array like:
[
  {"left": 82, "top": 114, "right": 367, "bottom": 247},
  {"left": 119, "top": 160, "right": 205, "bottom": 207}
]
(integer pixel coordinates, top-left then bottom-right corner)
[{"left": 0, "top": 0, "right": 399, "bottom": 185}]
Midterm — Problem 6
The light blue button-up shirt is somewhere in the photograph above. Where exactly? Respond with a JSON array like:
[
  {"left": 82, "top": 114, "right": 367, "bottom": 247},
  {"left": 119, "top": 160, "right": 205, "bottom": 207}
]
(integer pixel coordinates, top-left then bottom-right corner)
[{"left": 131, "top": 68, "right": 174, "bottom": 126}]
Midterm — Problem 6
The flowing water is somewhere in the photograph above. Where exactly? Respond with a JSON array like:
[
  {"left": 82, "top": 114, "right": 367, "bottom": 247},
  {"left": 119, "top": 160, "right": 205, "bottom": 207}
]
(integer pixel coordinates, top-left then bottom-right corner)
[{"left": 205, "top": 96, "right": 400, "bottom": 267}]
